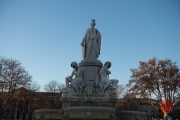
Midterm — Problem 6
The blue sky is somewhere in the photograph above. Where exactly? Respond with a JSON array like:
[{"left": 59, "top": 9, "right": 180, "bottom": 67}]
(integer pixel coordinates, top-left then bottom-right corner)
[{"left": 0, "top": 1, "right": 180, "bottom": 91}]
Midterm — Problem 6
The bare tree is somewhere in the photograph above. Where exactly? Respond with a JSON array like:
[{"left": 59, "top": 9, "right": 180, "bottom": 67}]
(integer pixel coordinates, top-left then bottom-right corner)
[
  {"left": 0, "top": 57, "right": 32, "bottom": 119},
  {"left": 43, "top": 80, "right": 65, "bottom": 108},
  {"left": 115, "top": 84, "right": 125, "bottom": 98},
  {"left": 13, "top": 81, "right": 41, "bottom": 120},
  {"left": 127, "top": 57, "right": 180, "bottom": 120},
  {"left": 44, "top": 80, "right": 60, "bottom": 93}
]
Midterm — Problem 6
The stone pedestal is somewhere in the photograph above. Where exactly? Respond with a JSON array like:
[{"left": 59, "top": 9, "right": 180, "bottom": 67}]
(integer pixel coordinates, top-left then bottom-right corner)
[
  {"left": 79, "top": 61, "right": 103, "bottom": 87},
  {"left": 61, "top": 97, "right": 118, "bottom": 109}
]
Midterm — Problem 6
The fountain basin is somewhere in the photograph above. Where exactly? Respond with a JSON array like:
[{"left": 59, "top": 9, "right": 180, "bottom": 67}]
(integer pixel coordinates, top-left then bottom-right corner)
[
  {"left": 63, "top": 106, "right": 115, "bottom": 119},
  {"left": 33, "top": 109, "right": 62, "bottom": 120}
]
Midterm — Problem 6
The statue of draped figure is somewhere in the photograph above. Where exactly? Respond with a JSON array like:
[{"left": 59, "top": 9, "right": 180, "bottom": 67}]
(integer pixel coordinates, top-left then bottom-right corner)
[{"left": 81, "top": 19, "right": 101, "bottom": 61}]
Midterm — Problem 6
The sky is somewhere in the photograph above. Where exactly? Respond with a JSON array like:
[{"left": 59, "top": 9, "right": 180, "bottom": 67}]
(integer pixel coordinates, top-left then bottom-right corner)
[{"left": 0, "top": 0, "right": 180, "bottom": 91}]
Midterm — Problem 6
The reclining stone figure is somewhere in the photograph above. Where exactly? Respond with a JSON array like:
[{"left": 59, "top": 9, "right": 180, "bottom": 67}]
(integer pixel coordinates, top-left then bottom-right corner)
[
  {"left": 95, "top": 61, "right": 119, "bottom": 96},
  {"left": 65, "top": 61, "right": 83, "bottom": 96}
]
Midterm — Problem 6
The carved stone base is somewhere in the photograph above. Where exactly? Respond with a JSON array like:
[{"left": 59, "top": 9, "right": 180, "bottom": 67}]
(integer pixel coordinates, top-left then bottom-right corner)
[
  {"left": 61, "top": 96, "right": 118, "bottom": 110},
  {"left": 63, "top": 106, "right": 115, "bottom": 120},
  {"left": 79, "top": 61, "right": 103, "bottom": 87}
]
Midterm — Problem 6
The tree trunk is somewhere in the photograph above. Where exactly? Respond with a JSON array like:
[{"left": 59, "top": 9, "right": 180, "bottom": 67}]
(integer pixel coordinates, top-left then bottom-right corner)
[
  {"left": 14, "top": 108, "right": 17, "bottom": 120},
  {"left": 163, "top": 112, "right": 167, "bottom": 120}
]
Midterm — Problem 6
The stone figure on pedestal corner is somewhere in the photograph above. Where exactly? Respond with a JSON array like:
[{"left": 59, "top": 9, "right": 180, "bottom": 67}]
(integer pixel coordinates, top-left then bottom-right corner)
[
  {"left": 81, "top": 19, "right": 101, "bottom": 61},
  {"left": 65, "top": 61, "right": 83, "bottom": 96},
  {"left": 96, "top": 61, "right": 119, "bottom": 96}
]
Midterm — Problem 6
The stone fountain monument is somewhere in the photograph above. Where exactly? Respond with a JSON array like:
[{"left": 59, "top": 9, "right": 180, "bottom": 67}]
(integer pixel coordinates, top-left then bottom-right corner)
[{"left": 34, "top": 19, "right": 146, "bottom": 120}]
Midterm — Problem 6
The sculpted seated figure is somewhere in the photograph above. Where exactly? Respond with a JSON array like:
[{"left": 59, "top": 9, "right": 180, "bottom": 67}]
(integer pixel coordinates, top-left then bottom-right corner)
[
  {"left": 97, "top": 61, "right": 119, "bottom": 95},
  {"left": 65, "top": 61, "right": 83, "bottom": 96}
]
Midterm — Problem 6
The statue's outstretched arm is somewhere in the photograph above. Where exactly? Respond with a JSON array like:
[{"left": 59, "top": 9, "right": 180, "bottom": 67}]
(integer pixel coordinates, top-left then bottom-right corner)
[{"left": 70, "top": 71, "right": 74, "bottom": 78}]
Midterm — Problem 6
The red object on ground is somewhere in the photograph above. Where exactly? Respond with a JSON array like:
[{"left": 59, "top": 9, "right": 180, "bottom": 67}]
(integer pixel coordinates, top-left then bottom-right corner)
[{"left": 160, "top": 100, "right": 173, "bottom": 113}]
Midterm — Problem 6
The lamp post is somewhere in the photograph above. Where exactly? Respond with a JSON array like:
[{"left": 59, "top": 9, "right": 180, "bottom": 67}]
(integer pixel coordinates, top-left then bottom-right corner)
[
  {"left": 152, "top": 110, "right": 155, "bottom": 120},
  {"left": 145, "top": 110, "right": 148, "bottom": 120}
]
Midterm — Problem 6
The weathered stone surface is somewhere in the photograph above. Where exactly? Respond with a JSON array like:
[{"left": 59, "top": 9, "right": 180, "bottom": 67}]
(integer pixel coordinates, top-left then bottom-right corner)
[
  {"left": 81, "top": 19, "right": 101, "bottom": 61},
  {"left": 33, "top": 109, "right": 62, "bottom": 120},
  {"left": 79, "top": 61, "right": 102, "bottom": 87},
  {"left": 63, "top": 106, "right": 115, "bottom": 119},
  {"left": 61, "top": 96, "right": 118, "bottom": 109},
  {"left": 33, "top": 109, "right": 146, "bottom": 120}
]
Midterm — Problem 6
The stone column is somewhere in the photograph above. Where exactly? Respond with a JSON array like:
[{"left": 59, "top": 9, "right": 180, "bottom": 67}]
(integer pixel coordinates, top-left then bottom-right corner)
[{"left": 79, "top": 61, "right": 102, "bottom": 87}]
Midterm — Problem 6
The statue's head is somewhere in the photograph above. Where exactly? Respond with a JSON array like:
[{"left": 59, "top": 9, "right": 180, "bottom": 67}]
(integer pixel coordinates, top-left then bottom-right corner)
[
  {"left": 71, "top": 61, "right": 78, "bottom": 68},
  {"left": 90, "top": 19, "right": 96, "bottom": 27},
  {"left": 104, "top": 61, "right": 111, "bottom": 68}
]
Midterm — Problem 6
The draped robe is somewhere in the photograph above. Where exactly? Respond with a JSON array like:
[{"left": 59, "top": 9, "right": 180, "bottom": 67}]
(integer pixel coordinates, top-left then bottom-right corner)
[{"left": 81, "top": 27, "right": 101, "bottom": 60}]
